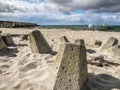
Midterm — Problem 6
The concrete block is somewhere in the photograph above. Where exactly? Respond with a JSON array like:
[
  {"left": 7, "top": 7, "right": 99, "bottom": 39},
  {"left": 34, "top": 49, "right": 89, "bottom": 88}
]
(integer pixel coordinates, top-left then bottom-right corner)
[
  {"left": 0, "top": 31, "right": 2, "bottom": 34},
  {"left": 21, "top": 34, "right": 28, "bottom": 40},
  {"left": 54, "top": 43, "right": 87, "bottom": 90},
  {"left": 107, "top": 45, "right": 120, "bottom": 57},
  {"left": 2, "top": 34, "right": 15, "bottom": 46},
  {"left": 60, "top": 36, "right": 69, "bottom": 42},
  {"left": 101, "top": 37, "right": 118, "bottom": 50},
  {"left": 95, "top": 40, "right": 102, "bottom": 46},
  {"left": 0, "top": 36, "right": 6, "bottom": 51},
  {"left": 75, "top": 39, "right": 85, "bottom": 46},
  {"left": 29, "top": 30, "right": 52, "bottom": 53}
]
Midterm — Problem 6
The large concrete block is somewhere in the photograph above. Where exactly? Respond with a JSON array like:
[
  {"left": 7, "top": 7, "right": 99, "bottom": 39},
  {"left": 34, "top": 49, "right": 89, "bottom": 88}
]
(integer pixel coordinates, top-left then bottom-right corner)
[
  {"left": 95, "top": 40, "right": 102, "bottom": 46},
  {"left": 2, "top": 34, "right": 15, "bottom": 46},
  {"left": 60, "top": 36, "right": 69, "bottom": 42},
  {"left": 29, "top": 30, "right": 52, "bottom": 53},
  {"left": 0, "top": 36, "right": 6, "bottom": 51},
  {"left": 54, "top": 43, "right": 87, "bottom": 90},
  {"left": 21, "top": 34, "right": 28, "bottom": 40},
  {"left": 101, "top": 37, "right": 118, "bottom": 50},
  {"left": 0, "top": 31, "right": 2, "bottom": 34}
]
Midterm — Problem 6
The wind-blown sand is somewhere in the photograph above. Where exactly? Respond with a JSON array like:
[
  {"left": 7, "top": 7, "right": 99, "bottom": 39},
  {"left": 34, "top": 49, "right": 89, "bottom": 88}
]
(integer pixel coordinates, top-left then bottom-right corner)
[{"left": 0, "top": 28, "right": 120, "bottom": 90}]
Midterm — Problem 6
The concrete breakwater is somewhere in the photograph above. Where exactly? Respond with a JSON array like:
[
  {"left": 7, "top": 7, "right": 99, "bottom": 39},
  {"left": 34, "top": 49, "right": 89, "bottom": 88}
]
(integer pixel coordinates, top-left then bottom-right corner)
[{"left": 0, "top": 21, "right": 38, "bottom": 28}]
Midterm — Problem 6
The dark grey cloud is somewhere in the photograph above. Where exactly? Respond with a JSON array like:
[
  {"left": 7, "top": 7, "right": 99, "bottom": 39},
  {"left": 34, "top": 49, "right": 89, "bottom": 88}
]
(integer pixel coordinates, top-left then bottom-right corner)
[
  {"left": 0, "top": 0, "right": 119, "bottom": 25},
  {"left": 47, "top": 0, "right": 120, "bottom": 13},
  {"left": 48, "top": 0, "right": 73, "bottom": 5},
  {"left": 0, "top": 1, "right": 28, "bottom": 13},
  {"left": 0, "top": 1, "right": 44, "bottom": 13},
  {"left": 0, "top": 2, "right": 15, "bottom": 12},
  {"left": 1, "top": 0, "right": 120, "bottom": 13}
]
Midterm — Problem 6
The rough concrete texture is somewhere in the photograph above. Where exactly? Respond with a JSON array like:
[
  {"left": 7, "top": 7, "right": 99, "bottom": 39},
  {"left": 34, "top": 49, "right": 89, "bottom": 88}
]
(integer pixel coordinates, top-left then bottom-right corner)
[
  {"left": 60, "top": 36, "right": 69, "bottom": 42},
  {"left": 101, "top": 37, "right": 118, "bottom": 50},
  {"left": 29, "top": 30, "right": 52, "bottom": 53},
  {"left": 0, "top": 36, "right": 6, "bottom": 51},
  {"left": 107, "top": 45, "right": 120, "bottom": 57},
  {"left": 95, "top": 40, "right": 102, "bottom": 46},
  {"left": 75, "top": 39, "right": 85, "bottom": 46},
  {"left": 54, "top": 43, "right": 87, "bottom": 90},
  {"left": 2, "top": 34, "right": 15, "bottom": 46}
]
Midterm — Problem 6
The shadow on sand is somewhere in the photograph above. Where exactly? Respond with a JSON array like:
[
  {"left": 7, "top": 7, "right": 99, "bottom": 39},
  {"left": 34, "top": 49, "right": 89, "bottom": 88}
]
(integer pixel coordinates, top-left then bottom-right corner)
[
  {"left": 0, "top": 50, "right": 17, "bottom": 57},
  {"left": 83, "top": 73, "right": 120, "bottom": 90},
  {"left": 87, "top": 49, "right": 96, "bottom": 54},
  {"left": 50, "top": 51, "right": 57, "bottom": 56}
]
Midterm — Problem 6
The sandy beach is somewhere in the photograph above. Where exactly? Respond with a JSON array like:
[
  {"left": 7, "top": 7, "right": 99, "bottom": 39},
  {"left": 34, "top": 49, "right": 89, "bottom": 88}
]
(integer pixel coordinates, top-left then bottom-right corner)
[{"left": 0, "top": 28, "right": 120, "bottom": 90}]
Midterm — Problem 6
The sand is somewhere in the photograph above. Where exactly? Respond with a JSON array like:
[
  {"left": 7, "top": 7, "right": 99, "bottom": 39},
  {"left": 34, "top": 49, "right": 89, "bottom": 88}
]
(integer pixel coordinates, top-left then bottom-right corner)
[{"left": 0, "top": 28, "right": 120, "bottom": 90}]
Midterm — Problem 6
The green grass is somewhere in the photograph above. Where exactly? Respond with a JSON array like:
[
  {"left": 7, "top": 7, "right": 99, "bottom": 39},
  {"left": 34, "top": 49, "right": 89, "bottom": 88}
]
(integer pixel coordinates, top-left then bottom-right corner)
[
  {"left": 41, "top": 25, "right": 88, "bottom": 30},
  {"left": 98, "top": 25, "right": 120, "bottom": 32},
  {"left": 41, "top": 25, "right": 120, "bottom": 32}
]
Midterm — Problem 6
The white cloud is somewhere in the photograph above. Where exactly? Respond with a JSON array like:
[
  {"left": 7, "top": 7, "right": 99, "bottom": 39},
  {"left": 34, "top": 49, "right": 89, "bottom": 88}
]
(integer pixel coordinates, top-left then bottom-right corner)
[
  {"left": 0, "top": 0, "right": 46, "bottom": 12},
  {"left": 0, "top": 0, "right": 120, "bottom": 25}
]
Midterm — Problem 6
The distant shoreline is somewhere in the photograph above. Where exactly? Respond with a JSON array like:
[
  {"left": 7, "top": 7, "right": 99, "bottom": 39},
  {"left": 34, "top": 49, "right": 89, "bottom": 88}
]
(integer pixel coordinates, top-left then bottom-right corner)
[
  {"left": 0, "top": 21, "right": 39, "bottom": 28},
  {"left": 0, "top": 20, "right": 120, "bottom": 32}
]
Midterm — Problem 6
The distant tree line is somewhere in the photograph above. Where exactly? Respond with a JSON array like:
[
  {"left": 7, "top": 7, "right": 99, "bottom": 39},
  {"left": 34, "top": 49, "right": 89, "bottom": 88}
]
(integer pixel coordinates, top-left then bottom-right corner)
[
  {"left": 41, "top": 25, "right": 120, "bottom": 32},
  {"left": 41, "top": 25, "right": 88, "bottom": 30}
]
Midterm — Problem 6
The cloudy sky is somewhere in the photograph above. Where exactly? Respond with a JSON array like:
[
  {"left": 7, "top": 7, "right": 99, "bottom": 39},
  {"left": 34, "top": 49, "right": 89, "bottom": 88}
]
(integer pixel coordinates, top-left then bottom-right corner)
[{"left": 0, "top": 0, "right": 120, "bottom": 25}]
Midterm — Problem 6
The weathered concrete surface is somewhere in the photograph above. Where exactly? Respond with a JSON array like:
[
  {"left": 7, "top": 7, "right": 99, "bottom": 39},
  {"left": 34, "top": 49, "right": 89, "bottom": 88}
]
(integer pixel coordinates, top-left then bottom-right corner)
[
  {"left": 60, "top": 36, "right": 69, "bottom": 42},
  {"left": 107, "top": 45, "right": 120, "bottom": 57},
  {"left": 54, "top": 43, "right": 87, "bottom": 90},
  {"left": 95, "top": 40, "right": 102, "bottom": 46},
  {"left": 75, "top": 39, "right": 85, "bottom": 46},
  {"left": 29, "top": 30, "right": 52, "bottom": 53},
  {"left": 2, "top": 34, "right": 15, "bottom": 46},
  {"left": 101, "top": 37, "right": 118, "bottom": 50},
  {"left": 0, "top": 36, "right": 6, "bottom": 51}
]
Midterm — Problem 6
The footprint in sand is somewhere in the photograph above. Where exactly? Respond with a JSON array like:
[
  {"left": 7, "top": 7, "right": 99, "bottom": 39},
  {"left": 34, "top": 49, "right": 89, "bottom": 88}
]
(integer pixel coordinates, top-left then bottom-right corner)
[
  {"left": 44, "top": 55, "right": 53, "bottom": 60},
  {"left": 0, "top": 58, "right": 9, "bottom": 63},
  {"left": 19, "top": 62, "right": 38, "bottom": 72},
  {"left": 0, "top": 64, "right": 10, "bottom": 69}
]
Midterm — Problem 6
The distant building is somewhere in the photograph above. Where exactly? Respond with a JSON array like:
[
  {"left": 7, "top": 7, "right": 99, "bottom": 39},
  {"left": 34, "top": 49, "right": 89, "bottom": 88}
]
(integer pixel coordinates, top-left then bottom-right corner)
[
  {"left": 88, "top": 24, "right": 95, "bottom": 30},
  {"left": 99, "top": 23, "right": 106, "bottom": 28}
]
